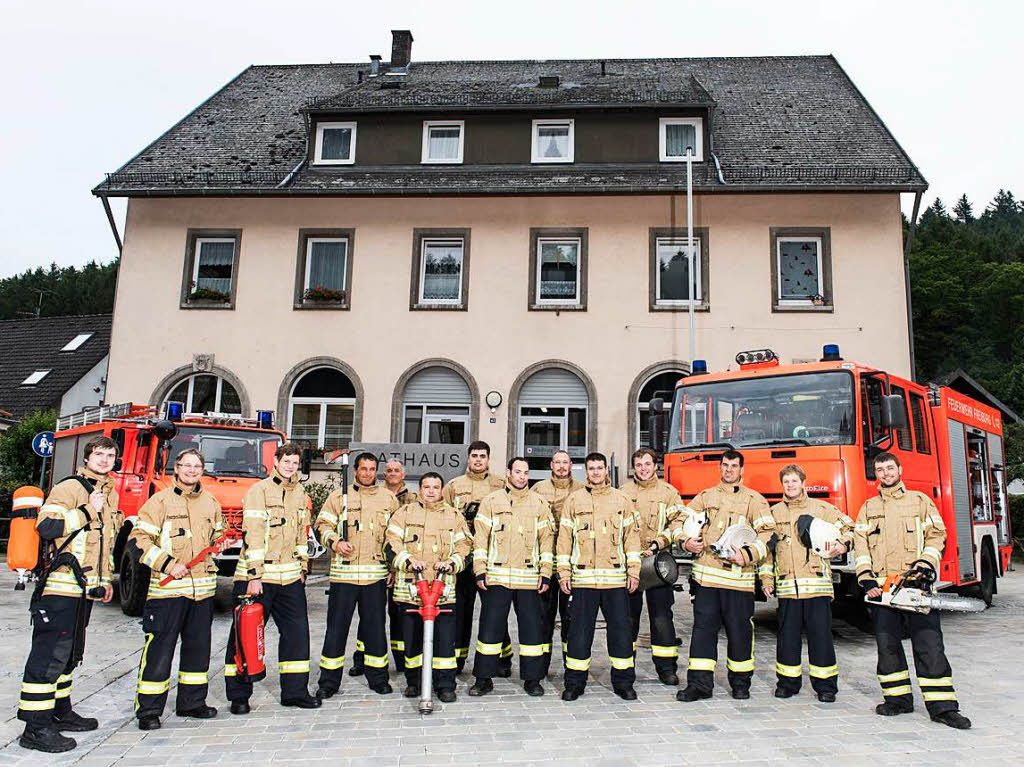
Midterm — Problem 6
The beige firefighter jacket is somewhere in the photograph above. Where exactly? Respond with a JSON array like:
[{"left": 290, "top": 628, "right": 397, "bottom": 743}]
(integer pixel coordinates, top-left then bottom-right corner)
[
  {"left": 315, "top": 482, "right": 399, "bottom": 585},
  {"left": 130, "top": 480, "right": 224, "bottom": 600},
  {"left": 765, "top": 493, "right": 854, "bottom": 599},
  {"left": 556, "top": 481, "right": 642, "bottom": 589},
  {"left": 37, "top": 468, "right": 120, "bottom": 599},
  {"left": 472, "top": 483, "right": 555, "bottom": 588},
  {"left": 620, "top": 476, "right": 684, "bottom": 551},
  {"left": 532, "top": 475, "right": 585, "bottom": 528},
  {"left": 853, "top": 482, "right": 946, "bottom": 584},
  {"left": 388, "top": 484, "right": 419, "bottom": 507},
  {"left": 442, "top": 470, "right": 505, "bottom": 533},
  {"left": 234, "top": 469, "right": 309, "bottom": 586},
  {"left": 386, "top": 500, "right": 472, "bottom": 605}
]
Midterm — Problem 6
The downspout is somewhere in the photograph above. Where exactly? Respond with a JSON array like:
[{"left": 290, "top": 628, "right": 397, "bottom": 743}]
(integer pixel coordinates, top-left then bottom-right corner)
[
  {"left": 277, "top": 111, "right": 311, "bottom": 189},
  {"left": 903, "top": 190, "right": 923, "bottom": 381},
  {"left": 100, "top": 194, "right": 123, "bottom": 254}
]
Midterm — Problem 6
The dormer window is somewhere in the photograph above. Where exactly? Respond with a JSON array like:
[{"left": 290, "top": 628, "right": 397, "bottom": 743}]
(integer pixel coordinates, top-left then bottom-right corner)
[
  {"left": 314, "top": 121, "right": 357, "bottom": 165},
  {"left": 659, "top": 117, "right": 703, "bottom": 162},
  {"left": 61, "top": 333, "right": 93, "bottom": 351},
  {"left": 421, "top": 120, "right": 464, "bottom": 164},
  {"left": 532, "top": 119, "right": 574, "bottom": 163},
  {"left": 22, "top": 370, "right": 50, "bottom": 386}
]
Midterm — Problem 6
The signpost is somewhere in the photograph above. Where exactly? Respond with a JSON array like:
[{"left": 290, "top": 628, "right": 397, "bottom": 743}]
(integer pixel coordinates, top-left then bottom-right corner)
[
  {"left": 347, "top": 443, "right": 466, "bottom": 483},
  {"left": 32, "top": 431, "right": 55, "bottom": 489}
]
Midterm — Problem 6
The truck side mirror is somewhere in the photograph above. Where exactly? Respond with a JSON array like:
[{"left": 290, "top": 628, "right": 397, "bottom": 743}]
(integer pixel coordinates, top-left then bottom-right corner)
[
  {"left": 880, "top": 394, "right": 908, "bottom": 431},
  {"left": 648, "top": 397, "right": 665, "bottom": 453},
  {"left": 300, "top": 448, "right": 313, "bottom": 476}
]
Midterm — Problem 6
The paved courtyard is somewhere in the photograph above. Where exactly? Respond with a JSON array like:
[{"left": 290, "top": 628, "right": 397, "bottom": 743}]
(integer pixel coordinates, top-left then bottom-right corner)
[{"left": 1, "top": 563, "right": 1022, "bottom": 767}]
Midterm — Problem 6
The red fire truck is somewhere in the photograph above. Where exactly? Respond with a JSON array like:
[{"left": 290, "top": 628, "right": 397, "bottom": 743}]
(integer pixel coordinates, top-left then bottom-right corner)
[
  {"left": 49, "top": 403, "right": 288, "bottom": 615},
  {"left": 655, "top": 346, "right": 1013, "bottom": 605}
]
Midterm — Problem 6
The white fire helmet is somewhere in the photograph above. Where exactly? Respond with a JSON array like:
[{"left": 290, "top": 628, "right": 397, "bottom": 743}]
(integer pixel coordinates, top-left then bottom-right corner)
[
  {"left": 681, "top": 508, "right": 708, "bottom": 540},
  {"left": 796, "top": 514, "right": 840, "bottom": 557}
]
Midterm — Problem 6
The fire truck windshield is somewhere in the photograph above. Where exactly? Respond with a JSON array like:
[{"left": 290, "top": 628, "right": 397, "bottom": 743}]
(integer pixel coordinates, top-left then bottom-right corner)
[
  {"left": 164, "top": 427, "right": 283, "bottom": 478},
  {"left": 669, "top": 371, "right": 855, "bottom": 451}
]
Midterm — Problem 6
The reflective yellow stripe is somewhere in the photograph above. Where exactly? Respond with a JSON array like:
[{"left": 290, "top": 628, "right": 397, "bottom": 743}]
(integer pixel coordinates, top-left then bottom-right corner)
[
  {"left": 883, "top": 685, "right": 913, "bottom": 696},
  {"left": 136, "top": 519, "right": 162, "bottom": 536},
  {"left": 279, "top": 660, "right": 310, "bottom": 674},
  {"left": 432, "top": 656, "right": 457, "bottom": 669},
  {"left": 808, "top": 663, "right": 838, "bottom": 679},
  {"left": 318, "top": 511, "right": 338, "bottom": 524},
  {"left": 727, "top": 657, "right": 754, "bottom": 673},
  {"left": 918, "top": 676, "right": 953, "bottom": 687},
  {"left": 775, "top": 662, "right": 802, "bottom": 678},
  {"left": 651, "top": 645, "right": 679, "bottom": 658},
  {"left": 565, "top": 656, "right": 591, "bottom": 671},
  {"left": 178, "top": 671, "right": 208, "bottom": 685},
  {"left": 922, "top": 546, "right": 942, "bottom": 561},
  {"left": 364, "top": 654, "right": 389, "bottom": 668},
  {"left": 19, "top": 698, "right": 56, "bottom": 711},
  {"left": 319, "top": 655, "right": 345, "bottom": 670},
  {"left": 454, "top": 647, "right": 469, "bottom": 659},
  {"left": 390, "top": 640, "right": 405, "bottom": 650},
  {"left": 500, "top": 644, "right": 513, "bottom": 658},
  {"left": 922, "top": 691, "right": 958, "bottom": 701},
  {"left": 54, "top": 684, "right": 72, "bottom": 699},
  {"left": 137, "top": 679, "right": 170, "bottom": 695},
  {"left": 476, "top": 640, "right": 503, "bottom": 655},
  {"left": 224, "top": 664, "right": 238, "bottom": 677},
  {"left": 519, "top": 644, "right": 546, "bottom": 657},
  {"left": 609, "top": 656, "right": 634, "bottom": 670},
  {"left": 688, "top": 657, "right": 716, "bottom": 671},
  {"left": 878, "top": 669, "right": 910, "bottom": 683},
  {"left": 405, "top": 654, "right": 423, "bottom": 668},
  {"left": 21, "top": 682, "right": 55, "bottom": 693},
  {"left": 244, "top": 509, "right": 269, "bottom": 520},
  {"left": 355, "top": 639, "right": 365, "bottom": 651}
]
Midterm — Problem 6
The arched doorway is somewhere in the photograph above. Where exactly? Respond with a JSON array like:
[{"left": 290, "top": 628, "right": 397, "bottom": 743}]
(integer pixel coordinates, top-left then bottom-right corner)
[{"left": 514, "top": 366, "right": 593, "bottom": 482}]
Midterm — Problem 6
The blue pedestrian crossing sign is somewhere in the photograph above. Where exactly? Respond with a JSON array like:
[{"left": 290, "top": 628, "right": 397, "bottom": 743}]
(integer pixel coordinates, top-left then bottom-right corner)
[{"left": 32, "top": 431, "right": 55, "bottom": 458}]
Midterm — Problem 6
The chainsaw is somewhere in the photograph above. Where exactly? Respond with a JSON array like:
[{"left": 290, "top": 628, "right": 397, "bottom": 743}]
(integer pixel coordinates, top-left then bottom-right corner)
[{"left": 865, "top": 561, "right": 986, "bottom": 614}]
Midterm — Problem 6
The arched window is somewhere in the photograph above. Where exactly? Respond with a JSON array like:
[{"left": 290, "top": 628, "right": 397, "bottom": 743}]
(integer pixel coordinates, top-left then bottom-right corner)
[
  {"left": 636, "top": 370, "right": 686, "bottom": 454},
  {"left": 401, "top": 366, "right": 471, "bottom": 444},
  {"left": 516, "top": 367, "right": 590, "bottom": 481},
  {"left": 165, "top": 373, "right": 241, "bottom": 415},
  {"left": 288, "top": 366, "right": 357, "bottom": 449}
]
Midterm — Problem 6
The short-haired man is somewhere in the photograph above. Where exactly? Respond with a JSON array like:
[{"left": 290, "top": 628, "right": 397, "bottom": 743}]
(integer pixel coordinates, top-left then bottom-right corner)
[
  {"left": 386, "top": 472, "right": 472, "bottom": 703},
  {"left": 468, "top": 457, "right": 555, "bottom": 697},
  {"left": 17, "top": 437, "right": 119, "bottom": 753},
  {"left": 558, "top": 453, "right": 642, "bottom": 701},
  {"left": 442, "top": 441, "right": 510, "bottom": 675},
  {"left": 226, "top": 443, "right": 320, "bottom": 713},
  {"left": 674, "top": 450, "right": 774, "bottom": 702},
  {"left": 764, "top": 464, "right": 853, "bottom": 702},
  {"left": 532, "top": 449, "right": 583, "bottom": 676},
  {"left": 384, "top": 459, "right": 419, "bottom": 506},
  {"left": 129, "top": 448, "right": 228, "bottom": 729},
  {"left": 620, "top": 447, "right": 685, "bottom": 686},
  {"left": 854, "top": 452, "right": 971, "bottom": 729},
  {"left": 315, "top": 452, "right": 399, "bottom": 698}
]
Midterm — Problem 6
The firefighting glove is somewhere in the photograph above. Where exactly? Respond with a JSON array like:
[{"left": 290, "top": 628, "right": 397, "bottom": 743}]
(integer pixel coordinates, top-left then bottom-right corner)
[
  {"left": 476, "top": 574, "right": 486, "bottom": 585},
  {"left": 541, "top": 576, "right": 550, "bottom": 589},
  {"left": 861, "top": 579, "right": 880, "bottom": 593}
]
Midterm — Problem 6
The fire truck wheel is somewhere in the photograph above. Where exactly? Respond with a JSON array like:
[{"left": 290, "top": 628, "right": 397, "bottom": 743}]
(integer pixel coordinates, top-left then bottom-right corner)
[
  {"left": 976, "top": 547, "right": 996, "bottom": 607},
  {"left": 119, "top": 549, "right": 147, "bottom": 617}
]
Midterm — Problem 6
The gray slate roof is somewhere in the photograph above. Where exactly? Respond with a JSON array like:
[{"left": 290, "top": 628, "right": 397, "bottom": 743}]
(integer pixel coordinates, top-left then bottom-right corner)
[
  {"left": 94, "top": 56, "right": 926, "bottom": 196},
  {"left": 0, "top": 315, "right": 111, "bottom": 420}
]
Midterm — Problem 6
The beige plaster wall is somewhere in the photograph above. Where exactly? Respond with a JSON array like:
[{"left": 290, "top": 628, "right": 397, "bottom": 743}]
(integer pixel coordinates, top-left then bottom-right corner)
[{"left": 107, "top": 192, "right": 907, "bottom": 467}]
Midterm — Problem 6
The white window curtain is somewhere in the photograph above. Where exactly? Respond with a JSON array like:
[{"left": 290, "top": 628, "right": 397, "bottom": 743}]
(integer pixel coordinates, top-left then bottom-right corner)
[
  {"left": 421, "top": 241, "right": 463, "bottom": 302},
  {"left": 428, "top": 126, "right": 461, "bottom": 160},
  {"left": 538, "top": 125, "right": 569, "bottom": 158},
  {"left": 195, "top": 240, "right": 234, "bottom": 294},
  {"left": 307, "top": 240, "right": 347, "bottom": 292},
  {"left": 665, "top": 123, "right": 697, "bottom": 157},
  {"left": 322, "top": 127, "right": 352, "bottom": 160}
]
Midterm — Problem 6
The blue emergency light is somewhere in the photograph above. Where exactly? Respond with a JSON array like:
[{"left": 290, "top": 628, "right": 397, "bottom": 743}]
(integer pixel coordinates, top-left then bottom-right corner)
[
  {"left": 257, "top": 410, "right": 274, "bottom": 430},
  {"left": 691, "top": 359, "right": 708, "bottom": 375},
  {"left": 821, "top": 344, "right": 843, "bottom": 362},
  {"left": 166, "top": 401, "right": 184, "bottom": 422}
]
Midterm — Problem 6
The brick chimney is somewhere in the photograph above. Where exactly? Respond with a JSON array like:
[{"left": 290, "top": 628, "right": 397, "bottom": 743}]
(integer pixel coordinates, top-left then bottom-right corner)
[{"left": 391, "top": 29, "right": 413, "bottom": 69}]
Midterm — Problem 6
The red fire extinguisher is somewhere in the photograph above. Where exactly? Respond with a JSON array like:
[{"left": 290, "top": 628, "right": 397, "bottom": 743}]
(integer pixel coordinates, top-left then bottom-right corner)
[{"left": 233, "top": 596, "right": 266, "bottom": 680}]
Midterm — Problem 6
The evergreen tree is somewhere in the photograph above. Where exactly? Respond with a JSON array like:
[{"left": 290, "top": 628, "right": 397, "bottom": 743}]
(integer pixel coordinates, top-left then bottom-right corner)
[{"left": 953, "top": 194, "right": 973, "bottom": 224}]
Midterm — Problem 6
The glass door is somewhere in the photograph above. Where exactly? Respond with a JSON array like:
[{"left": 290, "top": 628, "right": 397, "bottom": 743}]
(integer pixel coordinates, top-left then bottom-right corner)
[{"left": 519, "top": 412, "right": 565, "bottom": 482}]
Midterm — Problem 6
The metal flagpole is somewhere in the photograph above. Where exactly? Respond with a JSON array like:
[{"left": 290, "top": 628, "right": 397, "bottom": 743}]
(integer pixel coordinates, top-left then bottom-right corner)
[{"left": 686, "top": 148, "right": 695, "bottom": 366}]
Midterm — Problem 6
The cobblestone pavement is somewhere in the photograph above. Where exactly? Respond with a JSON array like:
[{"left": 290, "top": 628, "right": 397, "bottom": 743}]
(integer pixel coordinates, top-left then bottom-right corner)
[{"left": 1, "top": 563, "right": 1022, "bottom": 767}]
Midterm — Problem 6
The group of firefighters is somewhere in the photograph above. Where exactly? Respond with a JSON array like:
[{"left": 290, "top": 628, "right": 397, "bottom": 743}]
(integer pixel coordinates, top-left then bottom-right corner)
[{"left": 16, "top": 435, "right": 973, "bottom": 753}]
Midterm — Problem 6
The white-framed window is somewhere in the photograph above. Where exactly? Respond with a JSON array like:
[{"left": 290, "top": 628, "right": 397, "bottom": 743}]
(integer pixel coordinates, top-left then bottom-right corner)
[
  {"left": 655, "top": 237, "right": 702, "bottom": 305},
  {"left": 61, "top": 333, "right": 93, "bottom": 351},
  {"left": 776, "top": 236, "right": 824, "bottom": 305},
  {"left": 287, "top": 367, "right": 357, "bottom": 449},
  {"left": 531, "top": 119, "right": 574, "bottom": 163},
  {"left": 303, "top": 237, "right": 348, "bottom": 295},
  {"left": 659, "top": 117, "right": 703, "bottom": 162},
  {"left": 418, "top": 238, "right": 464, "bottom": 306},
  {"left": 165, "top": 374, "right": 241, "bottom": 414},
  {"left": 403, "top": 405, "right": 471, "bottom": 444},
  {"left": 421, "top": 120, "right": 465, "bottom": 164},
  {"left": 192, "top": 238, "right": 236, "bottom": 297},
  {"left": 21, "top": 370, "right": 50, "bottom": 386},
  {"left": 536, "top": 238, "right": 581, "bottom": 305},
  {"left": 314, "top": 121, "right": 357, "bottom": 165}
]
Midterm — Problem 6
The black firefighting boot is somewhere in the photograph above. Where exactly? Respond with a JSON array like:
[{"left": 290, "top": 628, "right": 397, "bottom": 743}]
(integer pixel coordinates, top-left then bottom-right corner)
[
  {"left": 438, "top": 688, "right": 457, "bottom": 703},
  {"left": 524, "top": 680, "right": 545, "bottom": 697},
  {"left": 53, "top": 710, "right": 99, "bottom": 732},
  {"left": 657, "top": 670, "right": 679, "bottom": 686},
  {"left": 468, "top": 678, "right": 494, "bottom": 697},
  {"left": 677, "top": 685, "right": 712, "bottom": 702},
  {"left": 138, "top": 716, "right": 161, "bottom": 731},
  {"left": 876, "top": 700, "right": 913, "bottom": 716},
  {"left": 19, "top": 725, "right": 76, "bottom": 753},
  {"left": 403, "top": 684, "right": 420, "bottom": 698},
  {"left": 282, "top": 692, "right": 322, "bottom": 709},
  {"left": 932, "top": 711, "right": 971, "bottom": 729},
  {"left": 614, "top": 686, "right": 638, "bottom": 701},
  {"left": 176, "top": 705, "right": 217, "bottom": 719}
]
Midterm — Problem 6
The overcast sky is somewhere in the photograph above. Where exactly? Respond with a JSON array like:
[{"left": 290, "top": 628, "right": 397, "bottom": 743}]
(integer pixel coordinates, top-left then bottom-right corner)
[{"left": 1, "top": 0, "right": 1018, "bottom": 278}]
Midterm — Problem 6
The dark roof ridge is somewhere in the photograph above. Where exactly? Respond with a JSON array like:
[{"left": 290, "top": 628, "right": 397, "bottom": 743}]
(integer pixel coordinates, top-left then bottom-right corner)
[
  {"left": 0, "top": 313, "right": 113, "bottom": 327},
  {"left": 249, "top": 53, "right": 835, "bottom": 69}
]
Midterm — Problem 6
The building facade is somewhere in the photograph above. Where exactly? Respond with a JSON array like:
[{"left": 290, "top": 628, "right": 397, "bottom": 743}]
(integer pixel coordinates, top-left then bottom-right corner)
[{"left": 95, "top": 32, "right": 926, "bottom": 475}]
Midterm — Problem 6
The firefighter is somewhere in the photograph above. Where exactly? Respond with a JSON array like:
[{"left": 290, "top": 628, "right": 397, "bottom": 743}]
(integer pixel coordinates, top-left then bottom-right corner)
[
  {"left": 442, "top": 441, "right": 510, "bottom": 675},
  {"left": 468, "top": 457, "right": 555, "bottom": 697},
  {"left": 673, "top": 450, "right": 774, "bottom": 702},
  {"left": 557, "top": 452, "right": 642, "bottom": 701},
  {"left": 763, "top": 463, "right": 853, "bottom": 702},
  {"left": 350, "top": 459, "right": 417, "bottom": 677},
  {"left": 315, "top": 452, "right": 399, "bottom": 698},
  {"left": 532, "top": 449, "right": 583, "bottom": 677},
  {"left": 386, "top": 472, "right": 471, "bottom": 702},
  {"left": 16, "top": 436, "right": 119, "bottom": 753},
  {"left": 129, "top": 448, "right": 229, "bottom": 729},
  {"left": 620, "top": 447, "right": 685, "bottom": 686},
  {"left": 854, "top": 452, "right": 972, "bottom": 729},
  {"left": 225, "top": 443, "right": 320, "bottom": 713}
]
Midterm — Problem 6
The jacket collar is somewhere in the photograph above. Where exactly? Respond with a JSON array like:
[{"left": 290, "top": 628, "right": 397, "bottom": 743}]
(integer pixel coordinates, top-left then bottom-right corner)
[
  {"left": 505, "top": 482, "right": 530, "bottom": 500},
  {"left": 879, "top": 481, "right": 907, "bottom": 499},
  {"left": 783, "top": 491, "right": 809, "bottom": 507},
  {"left": 271, "top": 468, "right": 300, "bottom": 490},
  {"left": 173, "top": 478, "right": 204, "bottom": 497},
  {"left": 353, "top": 480, "right": 379, "bottom": 494},
  {"left": 586, "top": 479, "right": 611, "bottom": 494},
  {"left": 466, "top": 469, "right": 490, "bottom": 482},
  {"left": 635, "top": 475, "right": 659, "bottom": 489},
  {"left": 422, "top": 499, "right": 446, "bottom": 512},
  {"left": 716, "top": 481, "right": 743, "bottom": 494},
  {"left": 78, "top": 467, "right": 111, "bottom": 491},
  {"left": 549, "top": 474, "right": 574, "bottom": 489}
]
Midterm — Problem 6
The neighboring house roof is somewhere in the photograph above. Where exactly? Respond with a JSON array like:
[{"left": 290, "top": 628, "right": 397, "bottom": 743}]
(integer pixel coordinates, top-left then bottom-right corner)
[
  {"left": 0, "top": 315, "right": 112, "bottom": 419},
  {"left": 939, "top": 369, "right": 1023, "bottom": 426},
  {"left": 94, "top": 55, "right": 926, "bottom": 197}
]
